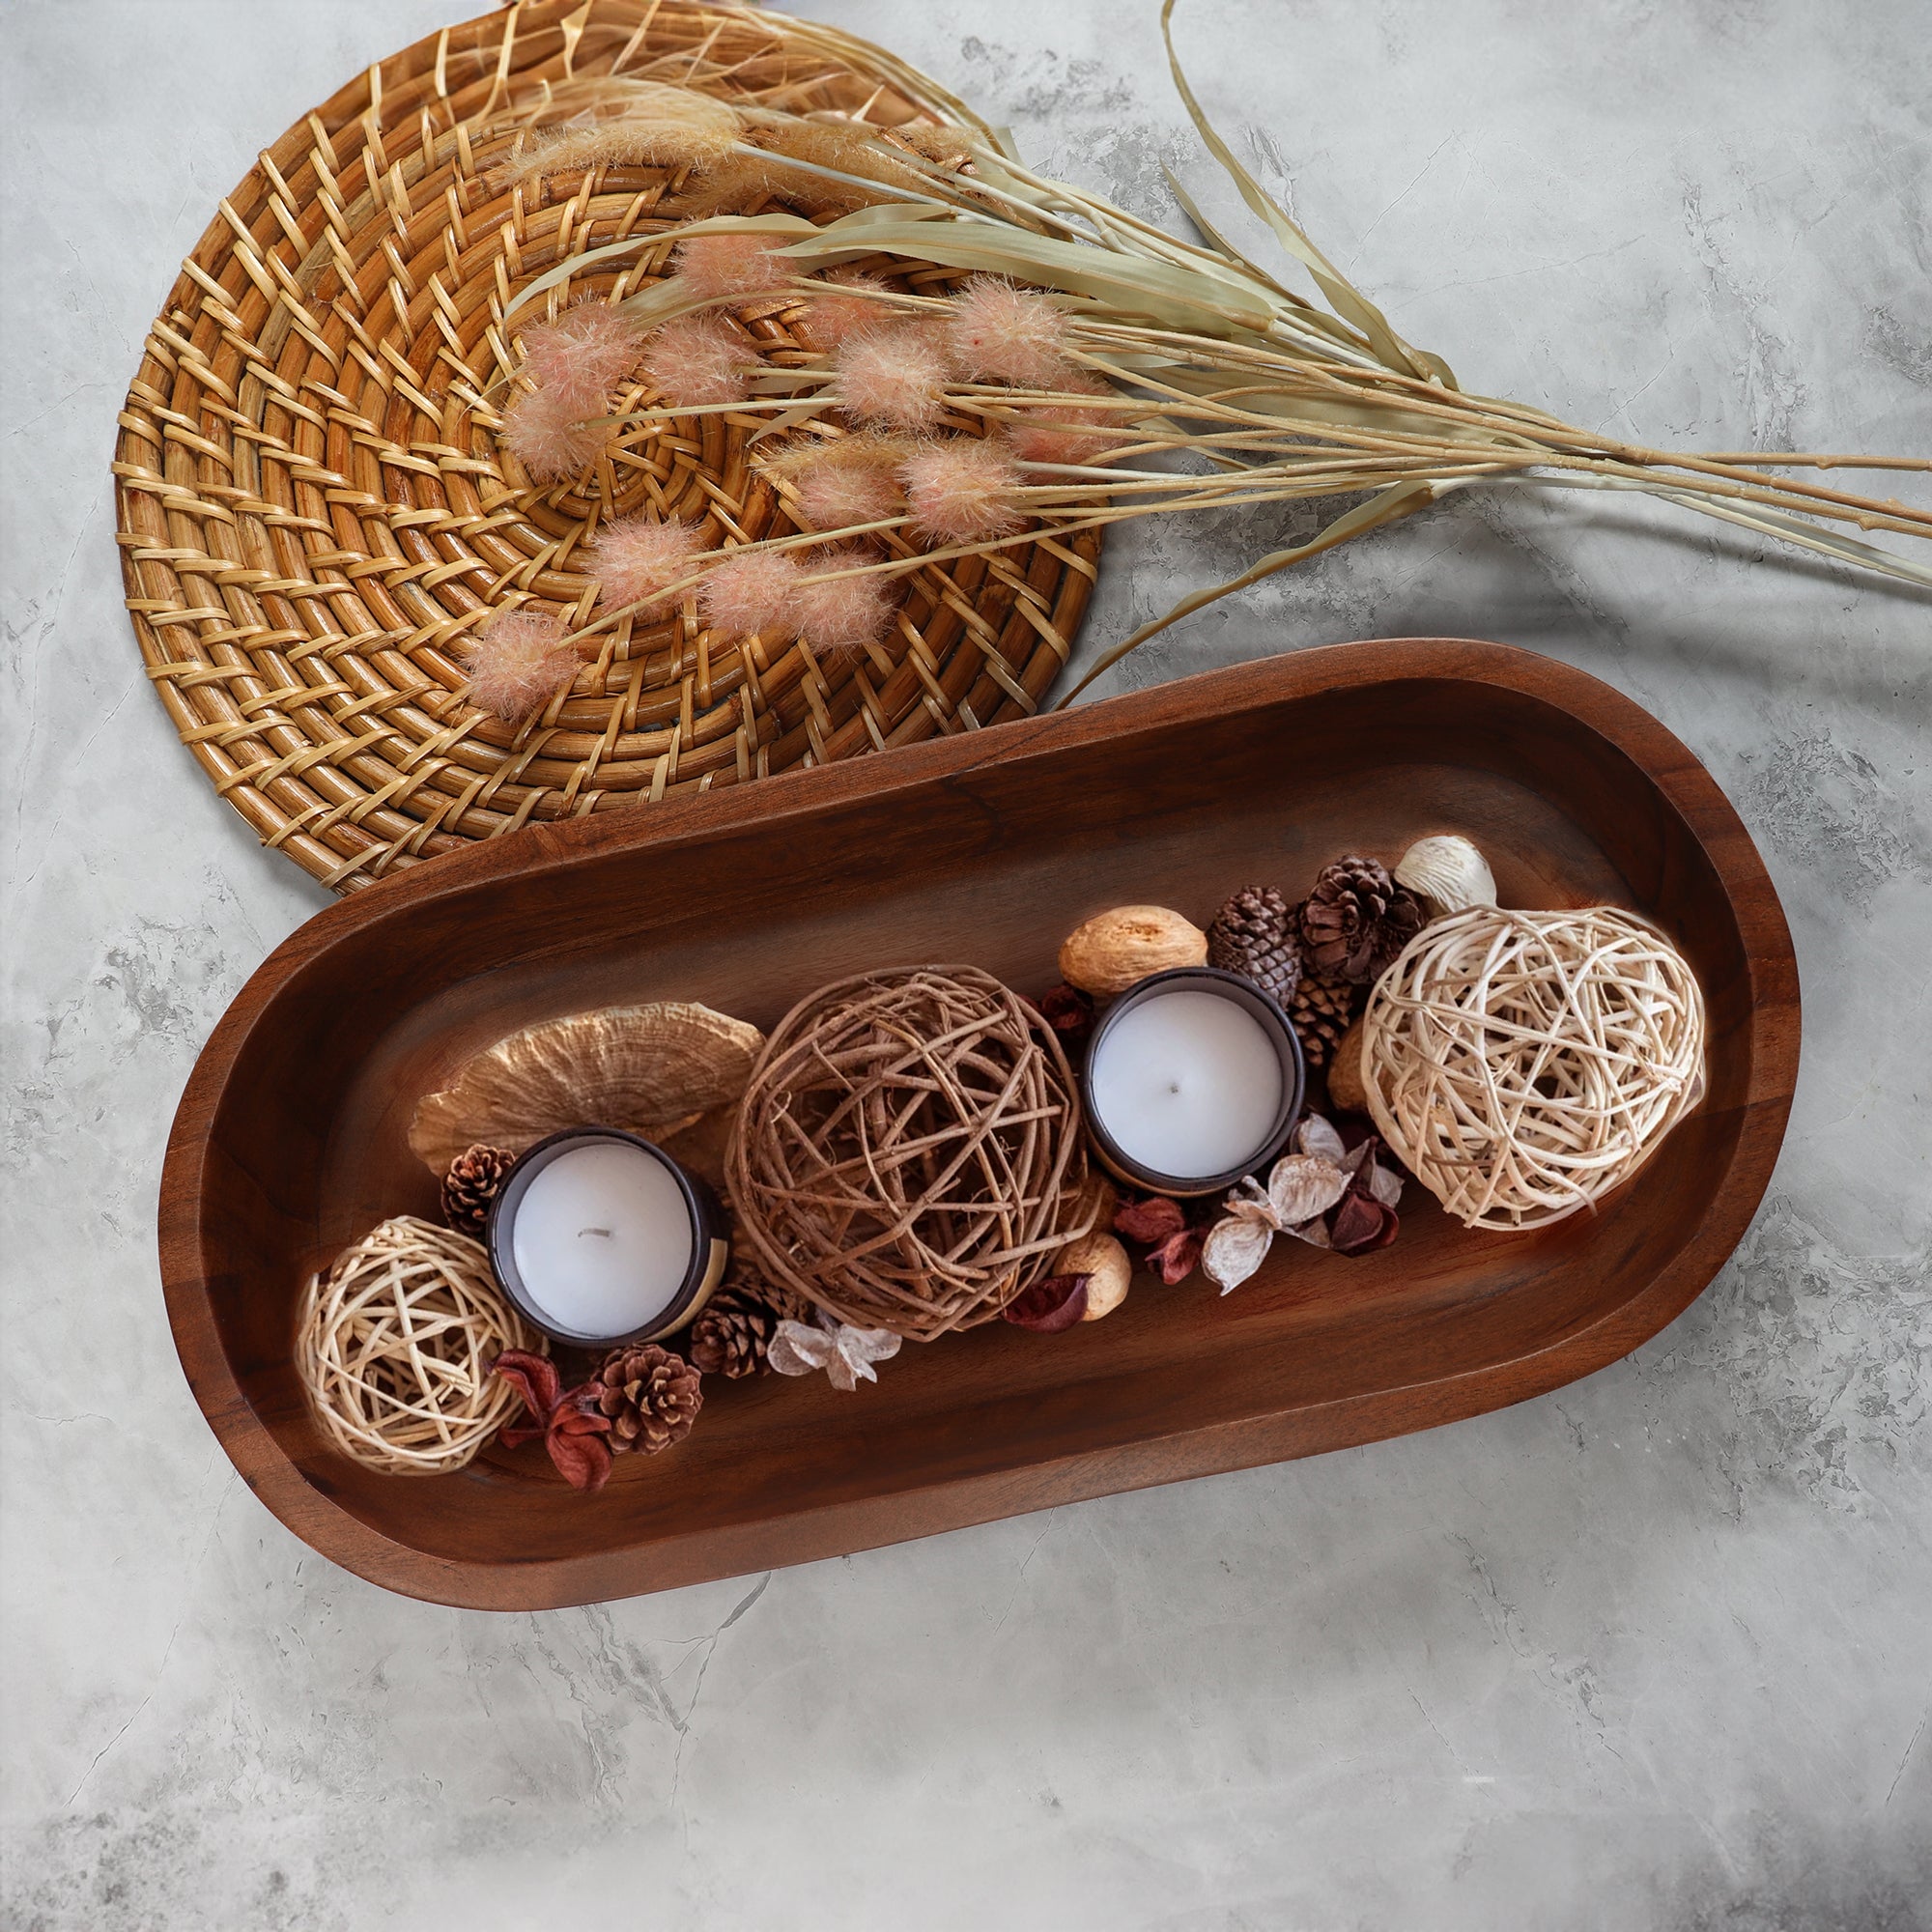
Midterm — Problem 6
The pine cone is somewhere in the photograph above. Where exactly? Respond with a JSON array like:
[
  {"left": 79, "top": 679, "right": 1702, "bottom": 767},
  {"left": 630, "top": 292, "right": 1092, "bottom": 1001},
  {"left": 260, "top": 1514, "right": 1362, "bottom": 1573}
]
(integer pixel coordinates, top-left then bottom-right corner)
[
  {"left": 591, "top": 1345, "right": 702, "bottom": 1454},
  {"left": 1299, "top": 857, "right": 1424, "bottom": 982},
  {"left": 1289, "top": 967, "right": 1359, "bottom": 1070},
  {"left": 440, "top": 1143, "right": 515, "bottom": 1236},
  {"left": 1207, "top": 884, "right": 1301, "bottom": 1006},
  {"left": 688, "top": 1287, "right": 781, "bottom": 1378}
]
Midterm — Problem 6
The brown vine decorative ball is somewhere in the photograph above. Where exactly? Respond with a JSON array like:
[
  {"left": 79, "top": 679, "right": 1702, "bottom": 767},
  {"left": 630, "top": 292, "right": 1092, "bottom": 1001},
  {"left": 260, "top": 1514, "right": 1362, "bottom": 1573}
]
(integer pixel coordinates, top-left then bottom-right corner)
[{"left": 726, "top": 967, "right": 1094, "bottom": 1340}]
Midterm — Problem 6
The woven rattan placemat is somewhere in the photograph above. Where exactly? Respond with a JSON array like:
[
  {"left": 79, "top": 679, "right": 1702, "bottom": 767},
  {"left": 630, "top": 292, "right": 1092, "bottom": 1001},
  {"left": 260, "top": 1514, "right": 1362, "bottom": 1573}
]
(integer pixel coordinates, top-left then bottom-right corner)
[{"left": 115, "top": 1, "right": 1104, "bottom": 894}]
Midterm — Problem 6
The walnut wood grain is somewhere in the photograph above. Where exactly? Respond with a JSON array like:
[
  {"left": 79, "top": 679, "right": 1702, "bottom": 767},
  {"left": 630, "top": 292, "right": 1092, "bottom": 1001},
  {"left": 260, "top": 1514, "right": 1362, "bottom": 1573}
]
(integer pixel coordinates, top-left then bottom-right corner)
[{"left": 157, "top": 639, "right": 1800, "bottom": 1609}]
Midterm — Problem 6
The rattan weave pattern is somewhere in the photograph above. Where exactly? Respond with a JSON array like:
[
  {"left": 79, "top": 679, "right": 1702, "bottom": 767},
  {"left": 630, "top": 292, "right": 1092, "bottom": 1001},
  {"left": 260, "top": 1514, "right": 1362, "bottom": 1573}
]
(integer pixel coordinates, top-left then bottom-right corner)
[{"left": 114, "top": 1, "right": 1104, "bottom": 893}]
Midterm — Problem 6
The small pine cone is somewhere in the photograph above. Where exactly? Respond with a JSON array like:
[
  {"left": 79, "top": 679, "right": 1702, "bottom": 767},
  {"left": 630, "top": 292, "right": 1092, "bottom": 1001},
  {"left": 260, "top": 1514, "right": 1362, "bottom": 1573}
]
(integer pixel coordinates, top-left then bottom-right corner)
[
  {"left": 688, "top": 1287, "right": 781, "bottom": 1378},
  {"left": 1289, "top": 968, "right": 1360, "bottom": 1070},
  {"left": 1299, "top": 857, "right": 1424, "bottom": 982},
  {"left": 592, "top": 1345, "right": 703, "bottom": 1454},
  {"left": 1207, "top": 884, "right": 1301, "bottom": 1006},
  {"left": 440, "top": 1143, "right": 516, "bottom": 1236}
]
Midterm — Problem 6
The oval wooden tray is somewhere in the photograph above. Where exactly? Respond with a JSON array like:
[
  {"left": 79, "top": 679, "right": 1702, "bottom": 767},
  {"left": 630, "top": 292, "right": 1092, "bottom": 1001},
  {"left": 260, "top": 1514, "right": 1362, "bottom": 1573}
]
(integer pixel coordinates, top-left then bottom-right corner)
[{"left": 159, "top": 639, "right": 1799, "bottom": 1609}]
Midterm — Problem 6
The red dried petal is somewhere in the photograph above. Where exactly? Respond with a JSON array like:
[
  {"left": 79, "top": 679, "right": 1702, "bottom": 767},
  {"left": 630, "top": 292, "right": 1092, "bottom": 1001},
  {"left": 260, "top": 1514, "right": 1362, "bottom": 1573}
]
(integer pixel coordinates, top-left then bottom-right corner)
[
  {"left": 546, "top": 1427, "right": 613, "bottom": 1492},
  {"left": 1037, "top": 982, "right": 1095, "bottom": 1044},
  {"left": 1004, "top": 1273, "right": 1091, "bottom": 1333},
  {"left": 1329, "top": 1191, "right": 1398, "bottom": 1254},
  {"left": 493, "top": 1350, "right": 562, "bottom": 1429},
  {"left": 1114, "top": 1196, "right": 1186, "bottom": 1244},
  {"left": 1147, "top": 1226, "right": 1205, "bottom": 1284}
]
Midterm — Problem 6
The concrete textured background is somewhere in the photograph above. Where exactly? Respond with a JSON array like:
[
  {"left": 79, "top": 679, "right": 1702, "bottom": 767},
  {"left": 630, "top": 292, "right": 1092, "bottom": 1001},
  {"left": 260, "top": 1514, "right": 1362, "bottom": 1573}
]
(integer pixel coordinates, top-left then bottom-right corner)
[{"left": 3, "top": 1, "right": 1928, "bottom": 1926}]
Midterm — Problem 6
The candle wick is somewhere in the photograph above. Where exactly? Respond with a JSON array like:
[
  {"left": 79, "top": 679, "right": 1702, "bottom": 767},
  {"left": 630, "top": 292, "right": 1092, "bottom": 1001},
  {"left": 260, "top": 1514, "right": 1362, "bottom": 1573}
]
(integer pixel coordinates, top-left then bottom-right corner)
[{"left": 580, "top": 1227, "right": 613, "bottom": 1239}]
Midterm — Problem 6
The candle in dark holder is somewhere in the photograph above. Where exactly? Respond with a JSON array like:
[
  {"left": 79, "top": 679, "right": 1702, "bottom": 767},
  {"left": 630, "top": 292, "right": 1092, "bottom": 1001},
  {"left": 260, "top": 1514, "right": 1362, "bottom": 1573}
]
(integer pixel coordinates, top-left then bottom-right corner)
[
  {"left": 486, "top": 1127, "right": 729, "bottom": 1348},
  {"left": 1082, "top": 968, "right": 1304, "bottom": 1197}
]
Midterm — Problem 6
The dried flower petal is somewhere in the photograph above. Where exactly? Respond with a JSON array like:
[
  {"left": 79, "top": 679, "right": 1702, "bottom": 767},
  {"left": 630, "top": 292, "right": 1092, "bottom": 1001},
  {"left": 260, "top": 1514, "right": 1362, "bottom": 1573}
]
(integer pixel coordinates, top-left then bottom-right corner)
[
  {"left": 1114, "top": 1195, "right": 1186, "bottom": 1244},
  {"left": 767, "top": 1319, "right": 836, "bottom": 1377},
  {"left": 1295, "top": 1113, "right": 1348, "bottom": 1164},
  {"left": 1037, "top": 981, "right": 1094, "bottom": 1046},
  {"left": 825, "top": 1321, "right": 900, "bottom": 1390},
  {"left": 1203, "top": 1216, "right": 1273, "bottom": 1293},
  {"left": 1330, "top": 1191, "right": 1398, "bottom": 1255},
  {"left": 1146, "top": 1225, "right": 1204, "bottom": 1284},
  {"left": 1265, "top": 1153, "right": 1350, "bottom": 1229},
  {"left": 492, "top": 1349, "right": 561, "bottom": 1445},
  {"left": 491, "top": 1353, "right": 613, "bottom": 1491},
  {"left": 545, "top": 1403, "right": 614, "bottom": 1492},
  {"left": 768, "top": 1315, "right": 900, "bottom": 1390},
  {"left": 1004, "top": 1273, "right": 1091, "bottom": 1332}
]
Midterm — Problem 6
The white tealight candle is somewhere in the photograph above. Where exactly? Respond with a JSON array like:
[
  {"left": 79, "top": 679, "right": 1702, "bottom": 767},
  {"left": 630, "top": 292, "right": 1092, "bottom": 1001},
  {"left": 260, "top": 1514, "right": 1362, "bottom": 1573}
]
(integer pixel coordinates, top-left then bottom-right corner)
[
  {"left": 1088, "top": 987, "right": 1286, "bottom": 1182},
  {"left": 509, "top": 1140, "right": 695, "bottom": 1340}
]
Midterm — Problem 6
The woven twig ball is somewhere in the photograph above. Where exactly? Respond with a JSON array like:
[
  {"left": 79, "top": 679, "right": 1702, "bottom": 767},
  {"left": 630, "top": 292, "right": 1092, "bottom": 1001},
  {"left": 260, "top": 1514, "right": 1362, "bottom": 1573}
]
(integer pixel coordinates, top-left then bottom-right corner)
[
  {"left": 1361, "top": 906, "right": 1707, "bottom": 1231},
  {"left": 726, "top": 967, "right": 1093, "bottom": 1340},
  {"left": 296, "top": 1216, "right": 542, "bottom": 1475}
]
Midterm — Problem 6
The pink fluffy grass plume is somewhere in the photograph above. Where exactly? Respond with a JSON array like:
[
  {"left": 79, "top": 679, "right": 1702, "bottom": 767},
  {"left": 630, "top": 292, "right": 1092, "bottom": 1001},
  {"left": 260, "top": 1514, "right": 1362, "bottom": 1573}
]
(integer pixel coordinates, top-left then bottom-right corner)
[
  {"left": 793, "top": 454, "right": 906, "bottom": 533},
  {"left": 699, "top": 548, "right": 803, "bottom": 640},
  {"left": 901, "top": 440, "right": 1024, "bottom": 545},
  {"left": 502, "top": 384, "right": 610, "bottom": 483},
  {"left": 461, "top": 611, "right": 582, "bottom": 723},
  {"left": 801, "top": 270, "right": 893, "bottom": 352},
  {"left": 945, "top": 277, "right": 1075, "bottom": 389},
  {"left": 641, "top": 314, "right": 748, "bottom": 410},
  {"left": 674, "top": 233, "right": 795, "bottom": 302},
  {"left": 835, "top": 326, "right": 949, "bottom": 433},
  {"left": 517, "top": 302, "right": 643, "bottom": 398},
  {"left": 586, "top": 516, "right": 705, "bottom": 613},
  {"left": 1007, "top": 412, "right": 1129, "bottom": 467},
  {"left": 794, "top": 549, "right": 898, "bottom": 658}
]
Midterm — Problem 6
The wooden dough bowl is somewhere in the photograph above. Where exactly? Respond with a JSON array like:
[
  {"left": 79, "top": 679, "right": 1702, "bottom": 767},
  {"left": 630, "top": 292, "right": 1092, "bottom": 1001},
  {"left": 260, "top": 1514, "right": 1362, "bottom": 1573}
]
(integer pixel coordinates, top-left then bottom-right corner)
[{"left": 158, "top": 639, "right": 1800, "bottom": 1608}]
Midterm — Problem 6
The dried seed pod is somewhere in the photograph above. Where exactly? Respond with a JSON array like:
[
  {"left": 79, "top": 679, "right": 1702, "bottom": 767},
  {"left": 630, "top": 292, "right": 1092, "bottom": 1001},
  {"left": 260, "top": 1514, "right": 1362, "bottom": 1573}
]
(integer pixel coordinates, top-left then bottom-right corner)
[
  {"left": 1265, "top": 1154, "right": 1350, "bottom": 1228},
  {"left": 1326, "top": 1017, "right": 1370, "bottom": 1115},
  {"left": 1052, "top": 1231, "right": 1133, "bottom": 1321},
  {"left": 1058, "top": 905, "right": 1208, "bottom": 998},
  {"left": 1203, "top": 1216, "right": 1273, "bottom": 1293},
  {"left": 409, "top": 1002, "right": 765, "bottom": 1174},
  {"left": 1394, "top": 834, "right": 1496, "bottom": 917}
]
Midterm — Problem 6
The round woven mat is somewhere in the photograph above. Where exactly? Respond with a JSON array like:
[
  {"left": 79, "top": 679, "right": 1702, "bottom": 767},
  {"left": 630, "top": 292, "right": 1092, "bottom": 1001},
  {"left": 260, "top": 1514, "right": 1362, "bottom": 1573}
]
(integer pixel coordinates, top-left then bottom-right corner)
[{"left": 115, "top": 1, "right": 1104, "bottom": 893}]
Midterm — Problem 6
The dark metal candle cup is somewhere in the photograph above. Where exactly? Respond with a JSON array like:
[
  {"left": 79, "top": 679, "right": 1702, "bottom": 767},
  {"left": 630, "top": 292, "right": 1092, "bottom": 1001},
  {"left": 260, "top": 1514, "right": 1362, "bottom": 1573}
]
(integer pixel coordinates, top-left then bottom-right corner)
[
  {"left": 1080, "top": 967, "right": 1305, "bottom": 1198},
  {"left": 485, "top": 1126, "right": 730, "bottom": 1349}
]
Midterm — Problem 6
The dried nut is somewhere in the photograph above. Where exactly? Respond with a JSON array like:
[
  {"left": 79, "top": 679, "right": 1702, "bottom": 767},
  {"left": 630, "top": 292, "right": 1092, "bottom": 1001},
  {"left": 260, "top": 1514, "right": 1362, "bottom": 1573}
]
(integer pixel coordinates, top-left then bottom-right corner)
[
  {"left": 1058, "top": 905, "right": 1208, "bottom": 997},
  {"left": 1066, "top": 1171, "right": 1120, "bottom": 1238},
  {"left": 1394, "top": 835, "right": 1496, "bottom": 917},
  {"left": 1053, "top": 1231, "right": 1133, "bottom": 1321},
  {"left": 1327, "top": 1016, "right": 1370, "bottom": 1114}
]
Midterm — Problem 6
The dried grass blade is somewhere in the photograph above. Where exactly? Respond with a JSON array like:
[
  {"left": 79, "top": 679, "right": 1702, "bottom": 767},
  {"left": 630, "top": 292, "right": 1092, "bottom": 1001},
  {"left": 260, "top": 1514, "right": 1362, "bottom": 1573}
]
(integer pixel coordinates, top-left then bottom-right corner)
[
  {"left": 1056, "top": 480, "right": 1440, "bottom": 707},
  {"left": 780, "top": 217, "right": 1278, "bottom": 337},
  {"left": 1159, "top": 0, "right": 1440, "bottom": 384}
]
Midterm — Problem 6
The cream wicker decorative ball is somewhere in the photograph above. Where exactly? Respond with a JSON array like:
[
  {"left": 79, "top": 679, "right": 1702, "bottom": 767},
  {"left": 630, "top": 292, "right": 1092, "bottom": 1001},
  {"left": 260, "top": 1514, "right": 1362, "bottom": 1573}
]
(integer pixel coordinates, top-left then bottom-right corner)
[
  {"left": 1361, "top": 906, "right": 1707, "bottom": 1232},
  {"left": 297, "top": 1216, "right": 542, "bottom": 1475}
]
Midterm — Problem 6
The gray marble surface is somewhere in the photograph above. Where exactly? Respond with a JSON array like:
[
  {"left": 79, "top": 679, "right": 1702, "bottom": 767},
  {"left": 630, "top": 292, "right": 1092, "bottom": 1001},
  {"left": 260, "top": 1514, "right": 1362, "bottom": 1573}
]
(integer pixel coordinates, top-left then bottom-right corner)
[{"left": 4, "top": 2, "right": 1928, "bottom": 1926}]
